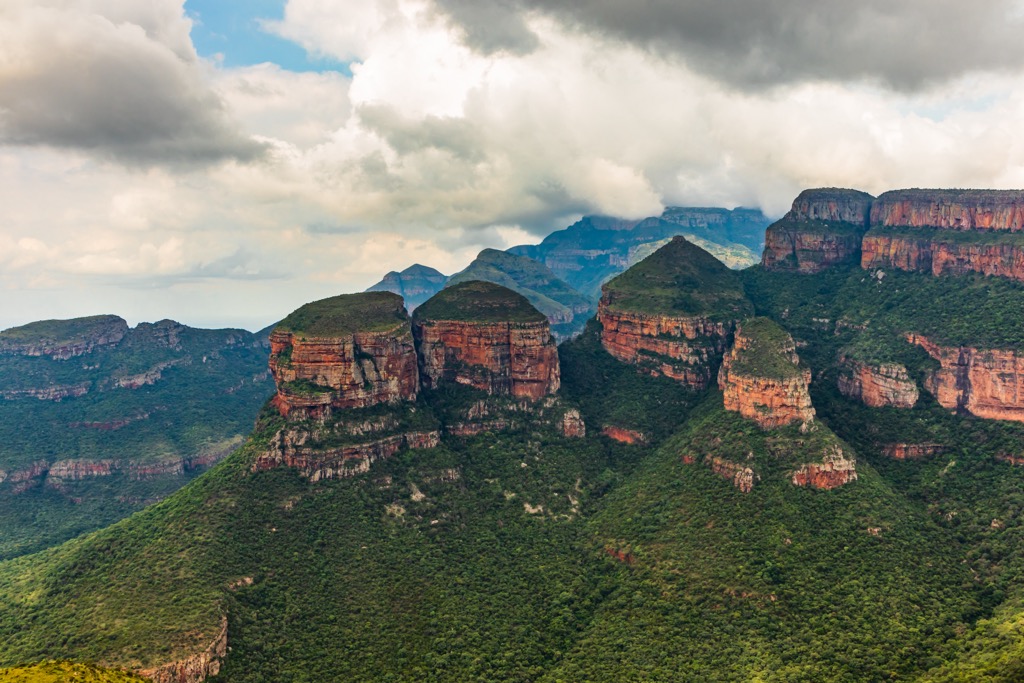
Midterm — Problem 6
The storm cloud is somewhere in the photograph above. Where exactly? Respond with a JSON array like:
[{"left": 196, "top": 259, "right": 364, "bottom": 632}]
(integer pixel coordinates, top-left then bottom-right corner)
[
  {"left": 0, "top": 1, "right": 261, "bottom": 165},
  {"left": 435, "top": 0, "right": 1024, "bottom": 90}
]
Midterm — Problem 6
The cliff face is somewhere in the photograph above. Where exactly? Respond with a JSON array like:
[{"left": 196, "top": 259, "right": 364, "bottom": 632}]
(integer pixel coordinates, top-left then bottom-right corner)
[
  {"left": 718, "top": 320, "right": 815, "bottom": 429},
  {"left": 0, "top": 315, "right": 128, "bottom": 360},
  {"left": 870, "top": 190, "right": 1024, "bottom": 231},
  {"left": 139, "top": 616, "right": 228, "bottom": 683},
  {"left": 598, "top": 304, "right": 732, "bottom": 389},
  {"left": 791, "top": 445, "right": 859, "bottom": 490},
  {"left": 269, "top": 326, "right": 419, "bottom": 419},
  {"left": 908, "top": 333, "right": 1024, "bottom": 422},
  {"left": 707, "top": 456, "right": 758, "bottom": 493},
  {"left": 761, "top": 188, "right": 874, "bottom": 273},
  {"left": 881, "top": 443, "right": 947, "bottom": 460},
  {"left": 837, "top": 357, "right": 919, "bottom": 409},
  {"left": 861, "top": 233, "right": 1024, "bottom": 282}
]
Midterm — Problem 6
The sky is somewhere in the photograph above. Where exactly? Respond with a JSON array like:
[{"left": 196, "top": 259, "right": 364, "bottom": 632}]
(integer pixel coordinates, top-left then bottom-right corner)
[{"left": 4, "top": 1, "right": 1024, "bottom": 331}]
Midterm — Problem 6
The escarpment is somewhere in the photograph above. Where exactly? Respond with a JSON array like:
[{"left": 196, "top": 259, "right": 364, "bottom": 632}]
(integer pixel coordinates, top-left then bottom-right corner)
[
  {"left": 269, "top": 292, "right": 419, "bottom": 419},
  {"left": 869, "top": 189, "right": 1024, "bottom": 231},
  {"left": 718, "top": 318, "right": 815, "bottom": 429},
  {"left": 598, "top": 236, "right": 752, "bottom": 388},
  {"left": 0, "top": 315, "right": 129, "bottom": 359},
  {"left": 413, "top": 281, "right": 560, "bottom": 401},
  {"left": 837, "top": 355, "right": 919, "bottom": 409},
  {"left": 908, "top": 333, "right": 1024, "bottom": 422},
  {"left": 761, "top": 188, "right": 874, "bottom": 273}
]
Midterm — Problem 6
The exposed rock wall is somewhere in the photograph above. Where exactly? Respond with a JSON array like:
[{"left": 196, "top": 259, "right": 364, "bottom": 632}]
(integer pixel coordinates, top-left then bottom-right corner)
[
  {"left": 791, "top": 446, "right": 858, "bottom": 490},
  {"left": 139, "top": 616, "right": 228, "bottom": 683},
  {"left": 413, "top": 320, "right": 560, "bottom": 400},
  {"left": 269, "top": 325, "right": 419, "bottom": 419},
  {"left": 706, "top": 456, "right": 757, "bottom": 493},
  {"left": 908, "top": 333, "right": 1024, "bottom": 422},
  {"left": 597, "top": 304, "right": 732, "bottom": 389},
  {"left": 870, "top": 190, "right": 1024, "bottom": 231},
  {"left": 837, "top": 357, "right": 919, "bottom": 408},
  {"left": 761, "top": 188, "right": 873, "bottom": 273},
  {"left": 881, "top": 443, "right": 947, "bottom": 460},
  {"left": 861, "top": 233, "right": 1024, "bottom": 282},
  {"left": 601, "top": 425, "right": 648, "bottom": 445}
]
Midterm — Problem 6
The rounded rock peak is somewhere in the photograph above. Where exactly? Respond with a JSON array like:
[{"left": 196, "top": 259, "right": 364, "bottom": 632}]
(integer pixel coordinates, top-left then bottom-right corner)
[
  {"left": 786, "top": 187, "right": 875, "bottom": 225},
  {"left": 276, "top": 291, "right": 410, "bottom": 339},
  {"left": 413, "top": 280, "right": 546, "bottom": 324}
]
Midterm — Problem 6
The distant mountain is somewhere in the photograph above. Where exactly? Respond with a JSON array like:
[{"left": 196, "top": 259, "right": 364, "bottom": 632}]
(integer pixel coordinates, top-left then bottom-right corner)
[
  {"left": 447, "top": 249, "right": 594, "bottom": 338},
  {"left": 366, "top": 264, "right": 448, "bottom": 311},
  {"left": 509, "top": 208, "right": 769, "bottom": 299},
  {"left": 0, "top": 315, "right": 274, "bottom": 559}
]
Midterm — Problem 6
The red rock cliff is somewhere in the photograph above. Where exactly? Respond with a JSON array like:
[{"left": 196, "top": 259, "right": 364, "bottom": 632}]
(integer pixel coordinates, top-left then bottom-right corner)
[
  {"left": 870, "top": 189, "right": 1024, "bottom": 231},
  {"left": 718, "top": 320, "right": 815, "bottom": 429},
  {"left": 597, "top": 303, "right": 732, "bottom": 389},
  {"left": 791, "top": 445, "right": 858, "bottom": 490},
  {"left": 837, "top": 356, "right": 919, "bottom": 409},
  {"left": 413, "top": 320, "right": 559, "bottom": 400},
  {"left": 788, "top": 188, "right": 875, "bottom": 225},
  {"left": 761, "top": 188, "right": 874, "bottom": 273},
  {"left": 908, "top": 333, "right": 1024, "bottom": 422},
  {"left": 861, "top": 233, "right": 1024, "bottom": 282}
]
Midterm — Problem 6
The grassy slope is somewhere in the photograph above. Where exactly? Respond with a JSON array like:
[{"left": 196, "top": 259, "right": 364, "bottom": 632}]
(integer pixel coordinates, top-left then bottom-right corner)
[
  {"left": 0, "top": 661, "right": 148, "bottom": 682},
  {"left": 276, "top": 292, "right": 409, "bottom": 337},
  {"left": 414, "top": 280, "right": 547, "bottom": 324}
]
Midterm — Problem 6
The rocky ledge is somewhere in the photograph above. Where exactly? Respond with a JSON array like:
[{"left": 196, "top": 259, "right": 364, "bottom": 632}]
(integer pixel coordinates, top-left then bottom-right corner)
[
  {"left": 719, "top": 318, "right": 815, "bottom": 429},
  {"left": 139, "top": 616, "right": 228, "bottom": 683},
  {"left": 269, "top": 292, "right": 419, "bottom": 419},
  {"left": 413, "top": 281, "right": 560, "bottom": 401},
  {"left": 761, "top": 188, "right": 874, "bottom": 273},
  {"left": 791, "top": 445, "right": 859, "bottom": 490},
  {"left": 908, "top": 333, "right": 1024, "bottom": 422},
  {"left": 861, "top": 232, "right": 1024, "bottom": 282},
  {"left": 837, "top": 356, "right": 919, "bottom": 408},
  {"left": 870, "top": 189, "right": 1024, "bottom": 231}
]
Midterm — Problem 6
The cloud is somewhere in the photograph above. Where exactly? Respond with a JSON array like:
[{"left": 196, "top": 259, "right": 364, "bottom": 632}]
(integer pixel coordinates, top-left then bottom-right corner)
[
  {"left": 0, "top": 0, "right": 261, "bottom": 164},
  {"left": 433, "top": 0, "right": 1024, "bottom": 91}
]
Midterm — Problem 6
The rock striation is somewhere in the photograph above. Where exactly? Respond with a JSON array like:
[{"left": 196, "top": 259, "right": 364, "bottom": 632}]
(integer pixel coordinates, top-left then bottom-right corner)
[
  {"left": 861, "top": 232, "right": 1024, "bottom": 282},
  {"left": 269, "top": 292, "right": 419, "bottom": 419},
  {"left": 908, "top": 333, "right": 1024, "bottom": 422},
  {"left": 837, "top": 356, "right": 919, "bottom": 409},
  {"left": 413, "top": 281, "right": 560, "bottom": 401},
  {"left": 761, "top": 188, "right": 875, "bottom": 273},
  {"left": 719, "top": 318, "right": 815, "bottom": 429},
  {"left": 869, "top": 189, "right": 1024, "bottom": 231}
]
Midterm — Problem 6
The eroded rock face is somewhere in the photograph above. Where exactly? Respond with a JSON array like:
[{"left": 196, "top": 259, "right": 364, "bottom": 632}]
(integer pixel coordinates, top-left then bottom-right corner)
[
  {"left": 269, "top": 326, "right": 419, "bottom": 419},
  {"left": 140, "top": 616, "right": 228, "bottom": 683},
  {"left": 837, "top": 357, "right": 919, "bottom": 409},
  {"left": 718, "top": 323, "right": 815, "bottom": 429},
  {"left": 601, "top": 425, "right": 648, "bottom": 445},
  {"left": 881, "top": 443, "right": 947, "bottom": 460},
  {"left": 791, "top": 446, "right": 858, "bottom": 490},
  {"left": 861, "top": 233, "right": 1024, "bottom": 282},
  {"left": 761, "top": 188, "right": 874, "bottom": 273},
  {"left": 598, "top": 304, "right": 733, "bottom": 389},
  {"left": 908, "top": 333, "right": 1024, "bottom": 422},
  {"left": 560, "top": 409, "right": 586, "bottom": 438},
  {"left": 0, "top": 315, "right": 128, "bottom": 359},
  {"left": 870, "top": 189, "right": 1024, "bottom": 231},
  {"left": 788, "top": 188, "right": 875, "bottom": 225},
  {"left": 706, "top": 456, "right": 757, "bottom": 493},
  {"left": 413, "top": 320, "right": 560, "bottom": 401}
]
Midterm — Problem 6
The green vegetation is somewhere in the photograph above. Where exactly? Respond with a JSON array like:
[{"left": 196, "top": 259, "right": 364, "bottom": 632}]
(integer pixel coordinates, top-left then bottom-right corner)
[
  {"left": 0, "top": 661, "right": 148, "bottom": 682},
  {"left": 447, "top": 249, "right": 593, "bottom": 337},
  {"left": 0, "top": 315, "right": 126, "bottom": 348},
  {"left": 602, "top": 236, "right": 754, "bottom": 320},
  {"left": 866, "top": 225, "right": 1024, "bottom": 245},
  {"left": 276, "top": 292, "right": 409, "bottom": 338},
  {"left": 729, "top": 317, "right": 804, "bottom": 379},
  {"left": 414, "top": 280, "right": 547, "bottom": 324}
]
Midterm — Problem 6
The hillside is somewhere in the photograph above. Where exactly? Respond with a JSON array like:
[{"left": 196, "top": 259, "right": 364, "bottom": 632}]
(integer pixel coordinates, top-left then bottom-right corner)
[
  {"left": 0, "top": 317, "right": 273, "bottom": 560},
  {"left": 366, "top": 264, "right": 448, "bottom": 311}
]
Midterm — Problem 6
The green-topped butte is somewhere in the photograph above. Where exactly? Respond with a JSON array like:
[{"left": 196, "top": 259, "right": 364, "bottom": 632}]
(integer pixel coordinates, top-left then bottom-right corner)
[
  {"left": 599, "top": 236, "right": 753, "bottom": 321},
  {"left": 727, "top": 317, "right": 806, "bottom": 380},
  {"left": 413, "top": 280, "right": 547, "bottom": 325},
  {"left": 275, "top": 291, "right": 411, "bottom": 339}
]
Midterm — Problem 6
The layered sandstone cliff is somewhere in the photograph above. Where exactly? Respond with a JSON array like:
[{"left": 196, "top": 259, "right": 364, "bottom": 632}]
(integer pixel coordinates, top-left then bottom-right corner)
[
  {"left": 861, "top": 232, "right": 1024, "bottom": 282},
  {"left": 908, "top": 333, "right": 1024, "bottom": 422},
  {"left": 791, "top": 445, "right": 859, "bottom": 490},
  {"left": 870, "top": 189, "right": 1024, "bottom": 231},
  {"left": 719, "top": 319, "right": 815, "bottom": 429},
  {"left": 269, "top": 292, "right": 419, "bottom": 419},
  {"left": 761, "top": 188, "right": 874, "bottom": 273},
  {"left": 413, "top": 281, "right": 560, "bottom": 401},
  {"left": 837, "top": 356, "right": 919, "bottom": 408}
]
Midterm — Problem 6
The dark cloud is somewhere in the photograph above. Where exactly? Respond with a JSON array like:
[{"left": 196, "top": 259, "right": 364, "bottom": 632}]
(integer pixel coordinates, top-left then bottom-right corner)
[
  {"left": 436, "top": 0, "right": 1024, "bottom": 90},
  {"left": 432, "top": 0, "right": 539, "bottom": 55},
  {"left": 0, "top": 3, "right": 263, "bottom": 165}
]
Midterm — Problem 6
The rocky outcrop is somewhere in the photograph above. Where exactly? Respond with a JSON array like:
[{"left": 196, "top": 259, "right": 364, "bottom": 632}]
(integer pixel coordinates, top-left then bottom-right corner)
[
  {"left": 706, "top": 456, "right": 758, "bottom": 493},
  {"left": 870, "top": 189, "right": 1024, "bottom": 231},
  {"left": 0, "top": 383, "right": 90, "bottom": 401},
  {"left": 791, "top": 446, "right": 858, "bottom": 490},
  {"left": 861, "top": 232, "right": 1024, "bottom": 282},
  {"left": 761, "top": 188, "right": 874, "bottom": 273},
  {"left": 139, "top": 616, "right": 228, "bottom": 683},
  {"left": 881, "top": 443, "right": 947, "bottom": 460},
  {"left": 47, "top": 459, "right": 117, "bottom": 481},
  {"left": 598, "top": 306, "right": 733, "bottom": 389},
  {"left": 414, "top": 321, "right": 560, "bottom": 401},
  {"left": 560, "top": 409, "right": 586, "bottom": 438},
  {"left": 0, "top": 315, "right": 128, "bottom": 359},
  {"left": 254, "top": 428, "right": 441, "bottom": 481},
  {"left": 269, "top": 300, "right": 419, "bottom": 420},
  {"left": 601, "top": 425, "right": 648, "bottom": 445},
  {"left": 718, "top": 319, "right": 815, "bottom": 429},
  {"left": 837, "top": 357, "right": 919, "bottom": 408},
  {"left": 908, "top": 333, "right": 1024, "bottom": 422}
]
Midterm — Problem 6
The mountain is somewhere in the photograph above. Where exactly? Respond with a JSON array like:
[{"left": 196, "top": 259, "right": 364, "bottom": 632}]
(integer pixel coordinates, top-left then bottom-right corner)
[
  {"left": 510, "top": 207, "right": 770, "bottom": 298},
  {"left": 9, "top": 190, "right": 1024, "bottom": 681},
  {"left": 447, "top": 249, "right": 594, "bottom": 338},
  {"left": 366, "top": 264, "right": 448, "bottom": 311},
  {"left": 0, "top": 316, "right": 274, "bottom": 559}
]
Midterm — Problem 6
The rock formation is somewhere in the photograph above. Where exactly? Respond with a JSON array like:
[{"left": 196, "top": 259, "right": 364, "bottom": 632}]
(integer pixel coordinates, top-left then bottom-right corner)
[
  {"left": 601, "top": 425, "right": 648, "bottom": 445},
  {"left": 707, "top": 456, "right": 758, "bottom": 493},
  {"left": 413, "top": 281, "right": 560, "bottom": 401},
  {"left": 791, "top": 445, "right": 859, "bottom": 490},
  {"left": 139, "top": 616, "right": 228, "bottom": 683},
  {"left": 761, "top": 188, "right": 874, "bottom": 273},
  {"left": 870, "top": 189, "right": 1024, "bottom": 231},
  {"left": 861, "top": 232, "right": 1024, "bottom": 282},
  {"left": 908, "top": 333, "right": 1024, "bottom": 422},
  {"left": 837, "top": 356, "right": 919, "bottom": 408},
  {"left": 366, "top": 264, "right": 449, "bottom": 312},
  {"left": 0, "top": 315, "right": 129, "bottom": 359},
  {"left": 881, "top": 443, "right": 947, "bottom": 460},
  {"left": 269, "top": 292, "right": 419, "bottom": 419},
  {"left": 719, "top": 318, "right": 815, "bottom": 429}
]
